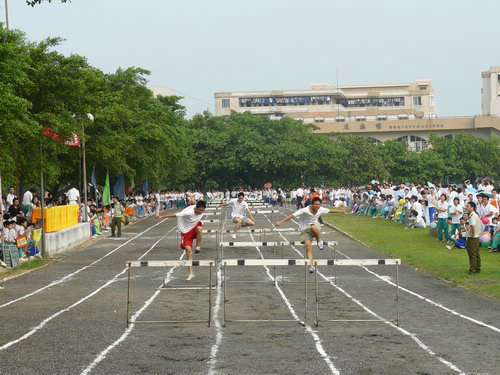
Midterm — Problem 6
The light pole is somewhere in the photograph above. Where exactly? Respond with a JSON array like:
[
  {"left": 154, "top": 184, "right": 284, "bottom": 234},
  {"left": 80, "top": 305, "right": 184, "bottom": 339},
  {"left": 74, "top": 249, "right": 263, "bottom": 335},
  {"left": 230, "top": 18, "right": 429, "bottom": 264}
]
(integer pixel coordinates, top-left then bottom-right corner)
[
  {"left": 4, "top": 0, "right": 9, "bottom": 29},
  {"left": 82, "top": 113, "right": 94, "bottom": 222}
]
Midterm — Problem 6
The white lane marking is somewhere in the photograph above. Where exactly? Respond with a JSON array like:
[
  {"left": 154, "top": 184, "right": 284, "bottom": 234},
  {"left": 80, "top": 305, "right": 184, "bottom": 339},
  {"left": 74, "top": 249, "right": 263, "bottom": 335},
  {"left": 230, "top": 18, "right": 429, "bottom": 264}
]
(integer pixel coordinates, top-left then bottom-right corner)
[
  {"left": 284, "top": 208, "right": 500, "bottom": 334},
  {"left": 249, "top": 232, "right": 340, "bottom": 375},
  {"left": 207, "top": 265, "right": 223, "bottom": 375},
  {"left": 268, "top": 218, "right": 464, "bottom": 375},
  {"left": 334, "top": 245, "right": 500, "bottom": 334},
  {"left": 207, "top": 205, "right": 228, "bottom": 375},
  {"left": 80, "top": 254, "right": 183, "bottom": 375},
  {"left": 0, "top": 227, "right": 174, "bottom": 351},
  {"left": 0, "top": 219, "right": 167, "bottom": 309}
]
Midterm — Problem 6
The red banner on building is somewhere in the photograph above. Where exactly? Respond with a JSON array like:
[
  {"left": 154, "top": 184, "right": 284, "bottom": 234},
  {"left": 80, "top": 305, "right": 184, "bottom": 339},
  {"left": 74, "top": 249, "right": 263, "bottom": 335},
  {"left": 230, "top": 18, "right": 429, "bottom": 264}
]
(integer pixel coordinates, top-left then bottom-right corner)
[{"left": 43, "top": 128, "right": 81, "bottom": 147}]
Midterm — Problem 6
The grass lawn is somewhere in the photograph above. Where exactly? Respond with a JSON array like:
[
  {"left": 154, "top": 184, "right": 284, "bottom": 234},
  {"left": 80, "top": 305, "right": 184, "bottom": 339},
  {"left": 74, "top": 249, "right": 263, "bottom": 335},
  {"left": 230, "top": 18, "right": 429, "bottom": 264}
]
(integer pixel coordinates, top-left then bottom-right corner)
[
  {"left": 0, "top": 258, "right": 52, "bottom": 280},
  {"left": 324, "top": 213, "right": 500, "bottom": 300}
]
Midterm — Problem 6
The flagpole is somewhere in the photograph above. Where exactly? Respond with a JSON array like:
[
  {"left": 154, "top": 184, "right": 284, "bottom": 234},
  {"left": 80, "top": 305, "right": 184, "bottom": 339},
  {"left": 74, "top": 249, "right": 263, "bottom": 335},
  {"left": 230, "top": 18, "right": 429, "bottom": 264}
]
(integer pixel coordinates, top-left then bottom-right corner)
[{"left": 82, "top": 113, "right": 94, "bottom": 223}]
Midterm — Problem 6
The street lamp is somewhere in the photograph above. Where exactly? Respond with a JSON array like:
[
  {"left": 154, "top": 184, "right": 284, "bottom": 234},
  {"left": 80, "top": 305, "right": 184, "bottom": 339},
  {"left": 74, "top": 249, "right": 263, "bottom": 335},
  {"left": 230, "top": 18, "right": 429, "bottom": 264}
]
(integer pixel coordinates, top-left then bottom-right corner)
[{"left": 82, "top": 113, "right": 94, "bottom": 222}]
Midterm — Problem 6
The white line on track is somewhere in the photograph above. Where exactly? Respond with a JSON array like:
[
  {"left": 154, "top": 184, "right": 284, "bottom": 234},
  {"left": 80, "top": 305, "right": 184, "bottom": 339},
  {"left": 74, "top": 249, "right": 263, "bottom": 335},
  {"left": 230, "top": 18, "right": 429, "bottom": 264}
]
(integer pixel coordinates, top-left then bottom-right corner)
[
  {"left": 248, "top": 231, "right": 340, "bottom": 375},
  {"left": 80, "top": 256, "right": 182, "bottom": 375},
  {"left": 0, "top": 219, "right": 167, "bottom": 309},
  {"left": 207, "top": 206, "right": 228, "bottom": 375},
  {"left": 0, "top": 226, "right": 175, "bottom": 351},
  {"left": 281, "top": 208, "right": 500, "bottom": 334},
  {"left": 266, "top": 214, "right": 464, "bottom": 374}
]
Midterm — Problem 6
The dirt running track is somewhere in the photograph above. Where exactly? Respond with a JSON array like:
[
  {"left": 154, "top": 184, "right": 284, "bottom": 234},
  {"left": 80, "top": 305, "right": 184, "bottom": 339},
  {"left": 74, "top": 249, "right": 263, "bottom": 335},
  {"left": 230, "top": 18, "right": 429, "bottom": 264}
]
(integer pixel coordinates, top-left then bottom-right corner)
[{"left": 0, "top": 206, "right": 498, "bottom": 375}]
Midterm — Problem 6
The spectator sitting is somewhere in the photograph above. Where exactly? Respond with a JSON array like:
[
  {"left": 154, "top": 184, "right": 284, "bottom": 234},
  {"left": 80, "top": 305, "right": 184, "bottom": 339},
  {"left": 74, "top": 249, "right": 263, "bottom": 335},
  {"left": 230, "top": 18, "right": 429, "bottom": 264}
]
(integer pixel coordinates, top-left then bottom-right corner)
[
  {"left": 447, "top": 217, "right": 468, "bottom": 250},
  {"left": 490, "top": 217, "right": 499, "bottom": 252},
  {"left": 406, "top": 210, "right": 427, "bottom": 229}
]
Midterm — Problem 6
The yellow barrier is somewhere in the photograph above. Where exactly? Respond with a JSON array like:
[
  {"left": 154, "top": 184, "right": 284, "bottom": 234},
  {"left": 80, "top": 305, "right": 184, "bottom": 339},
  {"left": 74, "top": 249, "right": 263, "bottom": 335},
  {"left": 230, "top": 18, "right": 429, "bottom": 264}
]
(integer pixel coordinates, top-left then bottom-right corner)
[{"left": 33, "top": 205, "right": 80, "bottom": 233}]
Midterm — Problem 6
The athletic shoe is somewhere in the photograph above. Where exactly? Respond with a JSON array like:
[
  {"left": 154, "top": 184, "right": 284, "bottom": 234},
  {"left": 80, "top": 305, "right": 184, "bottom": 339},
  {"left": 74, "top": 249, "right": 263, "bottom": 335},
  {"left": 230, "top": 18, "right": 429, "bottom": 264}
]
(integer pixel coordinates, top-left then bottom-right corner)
[
  {"left": 186, "top": 273, "right": 195, "bottom": 281},
  {"left": 317, "top": 240, "right": 324, "bottom": 251},
  {"left": 446, "top": 245, "right": 453, "bottom": 250},
  {"left": 195, "top": 247, "right": 201, "bottom": 254},
  {"left": 231, "top": 234, "right": 236, "bottom": 240},
  {"left": 309, "top": 266, "right": 316, "bottom": 274}
]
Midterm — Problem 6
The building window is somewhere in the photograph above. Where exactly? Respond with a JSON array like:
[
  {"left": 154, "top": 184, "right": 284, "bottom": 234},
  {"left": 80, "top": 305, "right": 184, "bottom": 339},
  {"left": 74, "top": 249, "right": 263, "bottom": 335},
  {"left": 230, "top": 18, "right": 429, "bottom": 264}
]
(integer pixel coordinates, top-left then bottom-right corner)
[
  {"left": 365, "top": 137, "right": 382, "bottom": 146},
  {"left": 376, "top": 123, "right": 382, "bottom": 130},
  {"left": 222, "top": 99, "right": 230, "bottom": 108},
  {"left": 409, "top": 135, "right": 428, "bottom": 152},
  {"left": 377, "top": 115, "right": 387, "bottom": 121},
  {"left": 398, "top": 115, "right": 409, "bottom": 120},
  {"left": 413, "top": 96, "right": 422, "bottom": 105},
  {"left": 335, "top": 117, "right": 345, "bottom": 122},
  {"left": 355, "top": 116, "right": 365, "bottom": 121},
  {"left": 338, "top": 97, "right": 404, "bottom": 108},
  {"left": 359, "top": 123, "right": 366, "bottom": 130},
  {"left": 314, "top": 117, "right": 325, "bottom": 123},
  {"left": 419, "top": 86, "right": 428, "bottom": 90},
  {"left": 343, "top": 124, "right": 350, "bottom": 130}
]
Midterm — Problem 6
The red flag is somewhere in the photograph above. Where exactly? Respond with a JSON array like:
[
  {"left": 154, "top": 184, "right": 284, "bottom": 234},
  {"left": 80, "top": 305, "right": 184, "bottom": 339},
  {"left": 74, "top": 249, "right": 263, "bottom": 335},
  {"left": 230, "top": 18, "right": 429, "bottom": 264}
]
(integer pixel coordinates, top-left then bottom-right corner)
[{"left": 43, "top": 128, "right": 80, "bottom": 147}]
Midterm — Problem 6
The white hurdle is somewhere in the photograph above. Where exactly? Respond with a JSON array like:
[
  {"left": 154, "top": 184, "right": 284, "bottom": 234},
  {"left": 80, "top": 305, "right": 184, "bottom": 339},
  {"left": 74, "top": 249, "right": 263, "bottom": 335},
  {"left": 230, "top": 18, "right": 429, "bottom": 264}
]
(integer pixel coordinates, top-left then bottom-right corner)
[
  {"left": 126, "top": 260, "right": 216, "bottom": 327},
  {"left": 221, "top": 258, "right": 401, "bottom": 327}
]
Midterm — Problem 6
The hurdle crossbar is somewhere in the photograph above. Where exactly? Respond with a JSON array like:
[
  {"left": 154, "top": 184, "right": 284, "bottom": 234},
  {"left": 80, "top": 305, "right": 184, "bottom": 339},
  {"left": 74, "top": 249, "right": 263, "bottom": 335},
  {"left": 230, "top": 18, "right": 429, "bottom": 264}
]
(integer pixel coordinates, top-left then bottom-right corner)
[{"left": 126, "top": 260, "right": 215, "bottom": 327}]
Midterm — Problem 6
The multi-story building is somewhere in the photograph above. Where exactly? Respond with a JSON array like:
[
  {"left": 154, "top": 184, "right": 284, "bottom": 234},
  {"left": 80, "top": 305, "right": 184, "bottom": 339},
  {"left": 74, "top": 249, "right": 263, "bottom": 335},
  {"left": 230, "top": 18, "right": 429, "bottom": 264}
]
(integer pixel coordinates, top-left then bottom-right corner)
[
  {"left": 215, "top": 80, "right": 436, "bottom": 122},
  {"left": 481, "top": 66, "right": 500, "bottom": 116},
  {"left": 214, "top": 75, "right": 500, "bottom": 151}
]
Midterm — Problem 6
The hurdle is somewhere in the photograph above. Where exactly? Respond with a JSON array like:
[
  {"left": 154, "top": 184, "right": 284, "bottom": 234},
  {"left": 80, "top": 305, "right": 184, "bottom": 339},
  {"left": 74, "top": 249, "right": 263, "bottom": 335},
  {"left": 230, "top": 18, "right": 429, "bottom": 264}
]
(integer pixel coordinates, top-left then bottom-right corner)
[
  {"left": 312, "top": 258, "right": 401, "bottom": 327},
  {"left": 218, "top": 241, "right": 282, "bottom": 261},
  {"left": 220, "top": 258, "right": 400, "bottom": 327},
  {"left": 126, "top": 260, "right": 216, "bottom": 327}
]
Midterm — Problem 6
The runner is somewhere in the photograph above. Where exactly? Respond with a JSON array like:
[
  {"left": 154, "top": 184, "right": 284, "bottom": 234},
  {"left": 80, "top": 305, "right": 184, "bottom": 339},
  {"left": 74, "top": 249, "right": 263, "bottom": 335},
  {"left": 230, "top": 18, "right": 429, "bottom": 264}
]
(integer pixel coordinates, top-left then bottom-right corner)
[
  {"left": 157, "top": 200, "right": 206, "bottom": 281},
  {"left": 275, "top": 197, "right": 345, "bottom": 273},
  {"left": 218, "top": 192, "right": 255, "bottom": 239}
]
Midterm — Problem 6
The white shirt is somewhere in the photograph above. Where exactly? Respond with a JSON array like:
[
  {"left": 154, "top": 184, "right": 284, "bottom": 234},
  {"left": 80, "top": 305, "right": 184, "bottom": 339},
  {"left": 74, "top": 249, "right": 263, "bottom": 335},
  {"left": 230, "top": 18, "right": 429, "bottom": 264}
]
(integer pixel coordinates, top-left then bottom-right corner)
[
  {"left": 67, "top": 188, "right": 80, "bottom": 202},
  {"left": 6, "top": 193, "right": 15, "bottom": 206},
  {"left": 416, "top": 215, "right": 426, "bottom": 228},
  {"left": 228, "top": 199, "right": 249, "bottom": 219},
  {"left": 296, "top": 188, "right": 304, "bottom": 197},
  {"left": 176, "top": 205, "right": 203, "bottom": 234},
  {"left": 22, "top": 191, "right": 33, "bottom": 206},
  {"left": 450, "top": 204, "right": 463, "bottom": 224},
  {"left": 437, "top": 201, "right": 449, "bottom": 219},
  {"left": 468, "top": 212, "right": 481, "bottom": 238},
  {"left": 412, "top": 201, "right": 423, "bottom": 219},
  {"left": 292, "top": 206, "right": 329, "bottom": 230}
]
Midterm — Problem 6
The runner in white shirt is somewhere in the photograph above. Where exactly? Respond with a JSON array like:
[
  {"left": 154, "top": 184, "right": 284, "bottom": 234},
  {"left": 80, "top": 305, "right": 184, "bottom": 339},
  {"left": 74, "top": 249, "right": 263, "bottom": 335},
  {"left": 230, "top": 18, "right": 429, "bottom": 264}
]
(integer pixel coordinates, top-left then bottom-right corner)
[
  {"left": 158, "top": 200, "right": 206, "bottom": 281},
  {"left": 275, "top": 197, "right": 346, "bottom": 273},
  {"left": 218, "top": 192, "right": 255, "bottom": 239}
]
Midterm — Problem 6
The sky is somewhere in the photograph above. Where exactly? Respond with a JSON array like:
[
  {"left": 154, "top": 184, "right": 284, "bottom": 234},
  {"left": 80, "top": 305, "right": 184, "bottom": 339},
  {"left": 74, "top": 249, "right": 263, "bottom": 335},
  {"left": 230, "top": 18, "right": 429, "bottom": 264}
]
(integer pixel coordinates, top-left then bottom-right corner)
[{"left": 4, "top": 0, "right": 500, "bottom": 118}]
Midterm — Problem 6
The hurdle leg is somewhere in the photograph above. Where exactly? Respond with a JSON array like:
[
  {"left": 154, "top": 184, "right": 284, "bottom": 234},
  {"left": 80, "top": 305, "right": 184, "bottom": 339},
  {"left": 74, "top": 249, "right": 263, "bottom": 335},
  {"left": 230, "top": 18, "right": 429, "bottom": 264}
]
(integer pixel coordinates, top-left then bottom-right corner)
[
  {"left": 208, "top": 262, "right": 213, "bottom": 327},
  {"left": 223, "top": 262, "right": 227, "bottom": 327},
  {"left": 396, "top": 262, "right": 400, "bottom": 326},
  {"left": 126, "top": 263, "right": 131, "bottom": 328},
  {"left": 281, "top": 244, "right": 285, "bottom": 285},
  {"left": 315, "top": 262, "right": 319, "bottom": 327},
  {"left": 304, "top": 263, "right": 308, "bottom": 325}
]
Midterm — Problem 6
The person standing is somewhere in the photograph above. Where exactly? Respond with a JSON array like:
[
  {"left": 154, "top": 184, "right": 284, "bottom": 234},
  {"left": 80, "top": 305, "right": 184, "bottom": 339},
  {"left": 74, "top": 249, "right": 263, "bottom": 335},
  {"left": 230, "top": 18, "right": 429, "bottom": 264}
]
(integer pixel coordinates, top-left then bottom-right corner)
[
  {"left": 111, "top": 197, "right": 124, "bottom": 238},
  {"left": 218, "top": 192, "right": 255, "bottom": 239},
  {"left": 22, "top": 188, "right": 36, "bottom": 215},
  {"left": 67, "top": 187, "right": 80, "bottom": 205},
  {"left": 6, "top": 187, "right": 16, "bottom": 211},
  {"left": 450, "top": 197, "right": 463, "bottom": 238},
  {"left": 465, "top": 202, "right": 481, "bottom": 274},
  {"left": 436, "top": 193, "right": 450, "bottom": 242},
  {"left": 275, "top": 197, "right": 345, "bottom": 273},
  {"left": 158, "top": 200, "right": 206, "bottom": 281}
]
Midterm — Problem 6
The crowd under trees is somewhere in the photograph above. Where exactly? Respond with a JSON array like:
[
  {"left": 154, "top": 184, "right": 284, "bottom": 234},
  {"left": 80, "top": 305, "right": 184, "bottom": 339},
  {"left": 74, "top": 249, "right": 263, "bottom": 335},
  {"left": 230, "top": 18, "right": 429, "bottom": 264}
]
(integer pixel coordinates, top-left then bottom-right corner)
[{"left": 0, "top": 26, "right": 499, "bottom": 196}]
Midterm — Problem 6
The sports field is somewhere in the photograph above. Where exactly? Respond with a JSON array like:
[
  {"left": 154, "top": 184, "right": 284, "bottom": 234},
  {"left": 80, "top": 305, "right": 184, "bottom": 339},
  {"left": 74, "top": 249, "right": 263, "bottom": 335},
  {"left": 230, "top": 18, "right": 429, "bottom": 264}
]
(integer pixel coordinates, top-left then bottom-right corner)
[{"left": 1, "top": 206, "right": 498, "bottom": 375}]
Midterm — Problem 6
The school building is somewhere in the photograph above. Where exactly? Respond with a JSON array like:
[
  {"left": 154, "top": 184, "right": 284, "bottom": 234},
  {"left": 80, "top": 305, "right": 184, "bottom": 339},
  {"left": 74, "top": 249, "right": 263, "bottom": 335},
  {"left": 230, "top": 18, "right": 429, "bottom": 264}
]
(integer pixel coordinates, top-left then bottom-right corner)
[{"left": 214, "top": 67, "right": 500, "bottom": 151}]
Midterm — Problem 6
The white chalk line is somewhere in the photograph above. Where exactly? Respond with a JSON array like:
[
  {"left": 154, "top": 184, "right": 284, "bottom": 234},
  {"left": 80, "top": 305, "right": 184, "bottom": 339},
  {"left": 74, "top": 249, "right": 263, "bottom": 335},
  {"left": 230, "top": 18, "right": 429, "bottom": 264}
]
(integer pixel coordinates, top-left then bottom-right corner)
[
  {"left": 0, "top": 219, "right": 168, "bottom": 310},
  {"left": 207, "top": 205, "right": 228, "bottom": 375},
  {"left": 80, "top": 256, "right": 182, "bottom": 375},
  {"left": 267, "top": 214, "right": 464, "bottom": 374},
  {"left": 0, "top": 226, "right": 175, "bottom": 351},
  {"left": 249, "top": 232, "right": 340, "bottom": 375},
  {"left": 282, "top": 208, "right": 500, "bottom": 334}
]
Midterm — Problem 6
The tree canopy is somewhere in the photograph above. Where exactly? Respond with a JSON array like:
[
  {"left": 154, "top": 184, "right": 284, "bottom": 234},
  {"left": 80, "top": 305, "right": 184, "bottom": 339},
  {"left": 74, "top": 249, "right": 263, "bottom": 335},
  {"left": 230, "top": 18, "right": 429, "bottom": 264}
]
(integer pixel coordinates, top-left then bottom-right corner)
[{"left": 1, "top": 25, "right": 498, "bottom": 196}]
